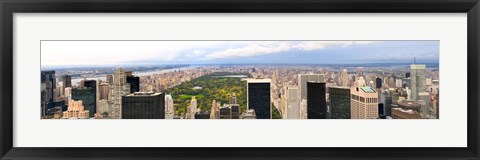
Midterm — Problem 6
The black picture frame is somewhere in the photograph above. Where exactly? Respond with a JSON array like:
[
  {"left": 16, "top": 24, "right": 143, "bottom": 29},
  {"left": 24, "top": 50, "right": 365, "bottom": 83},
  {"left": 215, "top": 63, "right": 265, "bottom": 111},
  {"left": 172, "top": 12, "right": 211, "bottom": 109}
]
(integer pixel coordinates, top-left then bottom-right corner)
[{"left": 1, "top": 0, "right": 479, "bottom": 159}]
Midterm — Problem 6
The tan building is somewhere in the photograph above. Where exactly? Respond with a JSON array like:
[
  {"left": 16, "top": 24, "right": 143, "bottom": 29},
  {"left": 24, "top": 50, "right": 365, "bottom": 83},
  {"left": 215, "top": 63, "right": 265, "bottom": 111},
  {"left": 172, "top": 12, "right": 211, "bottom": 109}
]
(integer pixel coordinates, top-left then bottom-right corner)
[
  {"left": 186, "top": 96, "right": 198, "bottom": 119},
  {"left": 210, "top": 100, "right": 220, "bottom": 119},
  {"left": 391, "top": 108, "right": 421, "bottom": 119},
  {"left": 99, "top": 83, "right": 110, "bottom": 100},
  {"left": 63, "top": 100, "right": 90, "bottom": 119},
  {"left": 350, "top": 86, "right": 378, "bottom": 119},
  {"left": 165, "top": 94, "right": 174, "bottom": 119}
]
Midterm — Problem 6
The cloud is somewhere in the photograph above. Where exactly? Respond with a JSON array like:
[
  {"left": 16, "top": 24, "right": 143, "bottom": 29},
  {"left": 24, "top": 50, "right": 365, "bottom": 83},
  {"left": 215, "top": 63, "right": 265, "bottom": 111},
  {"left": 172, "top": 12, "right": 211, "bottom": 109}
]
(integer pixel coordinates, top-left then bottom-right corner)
[
  {"left": 185, "top": 50, "right": 207, "bottom": 57},
  {"left": 203, "top": 41, "right": 292, "bottom": 60},
  {"left": 294, "top": 41, "right": 379, "bottom": 51},
  {"left": 203, "top": 41, "right": 380, "bottom": 60}
]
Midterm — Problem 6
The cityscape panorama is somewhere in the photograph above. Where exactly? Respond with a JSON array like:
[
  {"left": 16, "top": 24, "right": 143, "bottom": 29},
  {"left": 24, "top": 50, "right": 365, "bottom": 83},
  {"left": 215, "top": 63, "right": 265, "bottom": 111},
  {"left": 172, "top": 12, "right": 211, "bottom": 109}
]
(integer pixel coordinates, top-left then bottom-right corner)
[{"left": 41, "top": 41, "right": 439, "bottom": 119}]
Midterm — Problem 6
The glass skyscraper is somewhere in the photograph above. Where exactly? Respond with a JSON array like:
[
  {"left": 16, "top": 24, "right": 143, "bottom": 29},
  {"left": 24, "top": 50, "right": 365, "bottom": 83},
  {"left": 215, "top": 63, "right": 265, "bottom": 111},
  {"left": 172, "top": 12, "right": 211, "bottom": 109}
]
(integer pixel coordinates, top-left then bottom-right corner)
[
  {"left": 247, "top": 79, "right": 271, "bottom": 119},
  {"left": 71, "top": 87, "right": 96, "bottom": 118},
  {"left": 307, "top": 81, "right": 327, "bottom": 119},
  {"left": 329, "top": 86, "right": 350, "bottom": 119}
]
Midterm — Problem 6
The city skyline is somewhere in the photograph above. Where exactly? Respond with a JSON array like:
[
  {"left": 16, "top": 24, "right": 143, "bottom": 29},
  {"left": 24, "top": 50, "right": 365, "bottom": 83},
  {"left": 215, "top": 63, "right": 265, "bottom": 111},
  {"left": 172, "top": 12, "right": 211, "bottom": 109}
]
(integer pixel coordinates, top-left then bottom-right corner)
[
  {"left": 41, "top": 40, "right": 439, "bottom": 120},
  {"left": 41, "top": 41, "right": 439, "bottom": 66}
]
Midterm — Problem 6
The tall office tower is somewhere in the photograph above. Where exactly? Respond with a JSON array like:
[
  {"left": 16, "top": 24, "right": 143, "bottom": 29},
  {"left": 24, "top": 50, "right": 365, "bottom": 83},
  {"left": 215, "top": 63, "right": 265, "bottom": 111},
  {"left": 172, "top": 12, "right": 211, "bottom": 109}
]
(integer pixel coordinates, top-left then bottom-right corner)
[
  {"left": 186, "top": 96, "right": 198, "bottom": 119},
  {"left": 164, "top": 94, "right": 174, "bottom": 119},
  {"left": 240, "top": 109, "right": 257, "bottom": 119},
  {"left": 64, "top": 87, "right": 72, "bottom": 101},
  {"left": 306, "top": 81, "right": 327, "bottom": 119},
  {"left": 384, "top": 92, "right": 393, "bottom": 117},
  {"left": 230, "top": 93, "right": 237, "bottom": 104},
  {"left": 378, "top": 103, "right": 385, "bottom": 116},
  {"left": 111, "top": 67, "right": 131, "bottom": 119},
  {"left": 83, "top": 80, "right": 97, "bottom": 112},
  {"left": 350, "top": 86, "right": 379, "bottom": 119},
  {"left": 329, "top": 86, "right": 351, "bottom": 119},
  {"left": 126, "top": 75, "right": 140, "bottom": 93},
  {"left": 230, "top": 104, "right": 240, "bottom": 119},
  {"left": 410, "top": 60, "right": 427, "bottom": 101},
  {"left": 121, "top": 92, "right": 165, "bottom": 119},
  {"left": 54, "top": 82, "right": 63, "bottom": 99},
  {"left": 395, "top": 79, "right": 403, "bottom": 88},
  {"left": 71, "top": 87, "right": 96, "bottom": 118},
  {"left": 62, "top": 100, "right": 90, "bottom": 119},
  {"left": 375, "top": 77, "right": 382, "bottom": 89},
  {"left": 62, "top": 75, "right": 72, "bottom": 93},
  {"left": 299, "top": 98, "right": 307, "bottom": 119},
  {"left": 99, "top": 83, "right": 110, "bottom": 100},
  {"left": 298, "top": 74, "right": 325, "bottom": 100},
  {"left": 95, "top": 99, "right": 111, "bottom": 118},
  {"left": 210, "top": 100, "right": 220, "bottom": 119},
  {"left": 337, "top": 69, "right": 349, "bottom": 87},
  {"left": 285, "top": 86, "right": 299, "bottom": 119},
  {"left": 247, "top": 79, "right": 271, "bottom": 119},
  {"left": 219, "top": 106, "right": 231, "bottom": 119},
  {"left": 194, "top": 111, "right": 210, "bottom": 119},
  {"left": 41, "top": 71, "right": 56, "bottom": 110},
  {"left": 418, "top": 92, "right": 431, "bottom": 118},
  {"left": 106, "top": 74, "right": 114, "bottom": 85}
]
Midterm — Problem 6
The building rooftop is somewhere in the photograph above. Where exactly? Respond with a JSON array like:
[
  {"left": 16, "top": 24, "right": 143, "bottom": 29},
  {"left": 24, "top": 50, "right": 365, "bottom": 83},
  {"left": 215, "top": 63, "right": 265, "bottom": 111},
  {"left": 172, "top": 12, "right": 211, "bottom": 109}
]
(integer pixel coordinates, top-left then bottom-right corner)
[
  {"left": 329, "top": 86, "right": 350, "bottom": 89},
  {"left": 410, "top": 64, "right": 426, "bottom": 69},
  {"left": 398, "top": 101, "right": 420, "bottom": 108},
  {"left": 360, "top": 87, "right": 376, "bottom": 93},
  {"left": 126, "top": 92, "right": 162, "bottom": 97},
  {"left": 243, "top": 78, "right": 271, "bottom": 83},
  {"left": 392, "top": 108, "right": 419, "bottom": 114}
]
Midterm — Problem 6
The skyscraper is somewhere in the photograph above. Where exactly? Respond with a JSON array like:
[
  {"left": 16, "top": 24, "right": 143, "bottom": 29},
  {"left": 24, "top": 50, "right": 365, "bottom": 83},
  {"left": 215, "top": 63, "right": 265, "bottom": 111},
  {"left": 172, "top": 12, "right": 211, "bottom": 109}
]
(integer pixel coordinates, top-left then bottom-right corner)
[
  {"left": 41, "top": 71, "right": 56, "bottom": 110},
  {"left": 126, "top": 75, "right": 140, "bottom": 93},
  {"left": 230, "top": 93, "right": 237, "bottom": 104},
  {"left": 111, "top": 67, "right": 131, "bottom": 119},
  {"left": 337, "top": 69, "right": 349, "bottom": 87},
  {"left": 99, "top": 83, "right": 110, "bottom": 100},
  {"left": 350, "top": 86, "right": 378, "bottom": 119},
  {"left": 375, "top": 77, "right": 382, "bottom": 89},
  {"left": 106, "top": 74, "right": 114, "bottom": 85},
  {"left": 187, "top": 96, "right": 198, "bottom": 119},
  {"left": 247, "top": 79, "right": 271, "bottom": 119},
  {"left": 83, "top": 80, "right": 97, "bottom": 115},
  {"left": 62, "top": 100, "right": 90, "bottom": 119},
  {"left": 71, "top": 87, "right": 96, "bottom": 117},
  {"left": 121, "top": 92, "right": 165, "bottom": 119},
  {"left": 298, "top": 74, "right": 325, "bottom": 100},
  {"left": 307, "top": 81, "right": 327, "bottom": 119},
  {"left": 299, "top": 98, "right": 308, "bottom": 119},
  {"left": 285, "top": 86, "right": 300, "bottom": 119},
  {"left": 410, "top": 60, "right": 427, "bottom": 101},
  {"left": 329, "top": 86, "right": 351, "bottom": 119},
  {"left": 62, "top": 75, "right": 71, "bottom": 93},
  {"left": 164, "top": 94, "right": 174, "bottom": 119},
  {"left": 210, "top": 99, "right": 220, "bottom": 119}
]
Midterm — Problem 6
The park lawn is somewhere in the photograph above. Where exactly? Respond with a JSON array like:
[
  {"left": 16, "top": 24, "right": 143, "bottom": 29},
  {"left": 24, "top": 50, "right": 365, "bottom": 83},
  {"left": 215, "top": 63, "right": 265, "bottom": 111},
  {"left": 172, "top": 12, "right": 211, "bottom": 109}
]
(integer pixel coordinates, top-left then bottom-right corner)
[{"left": 178, "top": 94, "right": 205, "bottom": 100}]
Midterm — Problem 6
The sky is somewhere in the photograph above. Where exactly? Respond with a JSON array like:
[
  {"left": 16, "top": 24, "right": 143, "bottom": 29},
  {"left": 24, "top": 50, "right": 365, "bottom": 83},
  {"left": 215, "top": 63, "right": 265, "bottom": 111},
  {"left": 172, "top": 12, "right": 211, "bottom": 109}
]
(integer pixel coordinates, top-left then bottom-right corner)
[{"left": 41, "top": 40, "right": 439, "bottom": 66}]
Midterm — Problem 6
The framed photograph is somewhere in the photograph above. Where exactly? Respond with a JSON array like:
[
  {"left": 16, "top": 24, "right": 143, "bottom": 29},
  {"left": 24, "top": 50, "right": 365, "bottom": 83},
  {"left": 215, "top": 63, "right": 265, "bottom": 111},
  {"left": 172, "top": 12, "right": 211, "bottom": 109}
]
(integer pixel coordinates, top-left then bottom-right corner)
[{"left": 1, "top": 0, "right": 479, "bottom": 159}]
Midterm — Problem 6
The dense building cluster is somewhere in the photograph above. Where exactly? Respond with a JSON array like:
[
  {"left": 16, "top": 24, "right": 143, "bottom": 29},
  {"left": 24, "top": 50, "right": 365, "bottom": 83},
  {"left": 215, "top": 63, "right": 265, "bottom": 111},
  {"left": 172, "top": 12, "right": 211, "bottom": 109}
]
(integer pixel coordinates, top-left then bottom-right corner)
[{"left": 41, "top": 60, "right": 439, "bottom": 119}]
